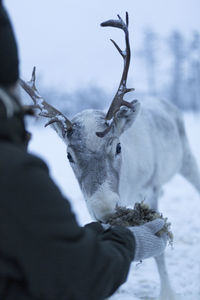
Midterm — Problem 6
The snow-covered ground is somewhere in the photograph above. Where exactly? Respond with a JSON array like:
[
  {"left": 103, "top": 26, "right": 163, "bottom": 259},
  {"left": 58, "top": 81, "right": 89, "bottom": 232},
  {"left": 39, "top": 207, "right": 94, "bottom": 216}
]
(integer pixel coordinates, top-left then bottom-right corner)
[{"left": 27, "top": 113, "right": 200, "bottom": 300}]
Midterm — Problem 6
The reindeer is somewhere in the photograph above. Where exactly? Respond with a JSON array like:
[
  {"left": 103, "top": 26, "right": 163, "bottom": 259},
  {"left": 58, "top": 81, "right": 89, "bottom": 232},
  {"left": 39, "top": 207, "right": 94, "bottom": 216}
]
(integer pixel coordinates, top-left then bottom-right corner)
[{"left": 20, "top": 13, "right": 200, "bottom": 300}]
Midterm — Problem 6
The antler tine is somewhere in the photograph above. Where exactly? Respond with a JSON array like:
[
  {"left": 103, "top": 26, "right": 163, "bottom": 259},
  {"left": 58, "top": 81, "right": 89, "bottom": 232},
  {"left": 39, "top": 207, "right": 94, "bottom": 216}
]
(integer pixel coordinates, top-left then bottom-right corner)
[
  {"left": 102, "top": 12, "right": 134, "bottom": 121},
  {"left": 96, "top": 12, "right": 134, "bottom": 138},
  {"left": 19, "top": 67, "right": 73, "bottom": 137}
]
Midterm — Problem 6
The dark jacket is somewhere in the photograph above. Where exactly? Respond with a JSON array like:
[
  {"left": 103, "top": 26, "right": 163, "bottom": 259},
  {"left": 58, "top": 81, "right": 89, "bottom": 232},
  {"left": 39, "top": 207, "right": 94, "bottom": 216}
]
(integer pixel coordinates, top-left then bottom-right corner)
[{"left": 0, "top": 97, "right": 135, "bottom": 300}]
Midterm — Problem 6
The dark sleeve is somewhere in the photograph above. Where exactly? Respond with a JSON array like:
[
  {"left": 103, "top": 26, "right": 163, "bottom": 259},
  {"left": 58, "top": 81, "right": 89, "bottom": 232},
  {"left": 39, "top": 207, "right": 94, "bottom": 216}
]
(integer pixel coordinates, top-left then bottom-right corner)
[
  {"left": 84, "top": 221, "right": 105, "bottom": 234},
  {"left": 2, "top": 154, "right": 135, "bottom": 300},
  {"left": 0, "top": 1, "right": 19, "bottom": 85}
]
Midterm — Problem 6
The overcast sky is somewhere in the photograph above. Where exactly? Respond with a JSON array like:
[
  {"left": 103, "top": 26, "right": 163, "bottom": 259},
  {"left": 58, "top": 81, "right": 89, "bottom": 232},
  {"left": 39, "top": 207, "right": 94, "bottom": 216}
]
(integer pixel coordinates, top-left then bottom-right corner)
[{"left": 5, "top": 0, "right": 200, "bottom": 93}]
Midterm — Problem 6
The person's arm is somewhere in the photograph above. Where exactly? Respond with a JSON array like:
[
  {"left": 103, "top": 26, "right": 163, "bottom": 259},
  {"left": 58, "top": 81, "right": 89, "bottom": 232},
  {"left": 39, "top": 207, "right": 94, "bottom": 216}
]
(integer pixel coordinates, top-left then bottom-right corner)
[{"left": 2, "top": 152, "right": 135, "bottom": 300}]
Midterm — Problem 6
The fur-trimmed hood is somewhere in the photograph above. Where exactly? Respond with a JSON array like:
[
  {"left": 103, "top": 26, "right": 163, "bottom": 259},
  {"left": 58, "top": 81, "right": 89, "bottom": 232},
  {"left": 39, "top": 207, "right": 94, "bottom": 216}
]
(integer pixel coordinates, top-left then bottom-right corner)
[{"left": 0, "top": 87, "right": 29, "bottom": 146}]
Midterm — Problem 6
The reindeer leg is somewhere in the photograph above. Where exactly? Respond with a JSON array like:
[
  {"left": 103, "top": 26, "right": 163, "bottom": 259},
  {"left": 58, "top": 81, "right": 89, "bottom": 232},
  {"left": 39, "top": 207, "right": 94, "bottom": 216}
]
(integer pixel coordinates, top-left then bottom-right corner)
[
  {"left": 147, "top": 188, "right": 175, "bottom": 300},
  {"left": 154, "top": 253, "right": 175, "bottom": 300}
]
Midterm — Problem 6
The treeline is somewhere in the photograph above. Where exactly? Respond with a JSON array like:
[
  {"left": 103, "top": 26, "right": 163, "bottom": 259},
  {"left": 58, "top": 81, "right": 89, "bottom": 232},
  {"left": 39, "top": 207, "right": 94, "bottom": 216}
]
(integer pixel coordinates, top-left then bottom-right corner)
[
  {"left": 31, "top": 30, "right": 200, "bottom": 116},
  {"left": 137, "top": 29, "right": 200, "bottom": 111}
]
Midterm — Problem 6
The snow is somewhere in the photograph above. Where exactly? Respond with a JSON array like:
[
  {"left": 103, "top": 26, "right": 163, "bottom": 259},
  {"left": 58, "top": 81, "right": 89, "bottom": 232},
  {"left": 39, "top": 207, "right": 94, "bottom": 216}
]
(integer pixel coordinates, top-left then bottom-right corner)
[{"left": 27, "top": 113, "right": 200, "bottom": 300}]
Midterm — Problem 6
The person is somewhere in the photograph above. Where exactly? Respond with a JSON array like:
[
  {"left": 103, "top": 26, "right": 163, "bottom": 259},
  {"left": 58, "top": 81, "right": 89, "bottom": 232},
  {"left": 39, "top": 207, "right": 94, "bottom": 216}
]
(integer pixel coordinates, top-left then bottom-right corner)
[{"left": 0, "top": 2, "right": 167, "bottom": 299}]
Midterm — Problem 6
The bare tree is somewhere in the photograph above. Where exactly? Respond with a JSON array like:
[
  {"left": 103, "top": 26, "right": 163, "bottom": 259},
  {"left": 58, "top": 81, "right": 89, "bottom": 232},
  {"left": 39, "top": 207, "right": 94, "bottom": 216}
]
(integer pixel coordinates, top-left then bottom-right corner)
[
  {"left": 186, "top": 32, "right": 200, "bottom": 111},
  {"left": 168, "top": 31, "right": 186, "bottom": 108}
]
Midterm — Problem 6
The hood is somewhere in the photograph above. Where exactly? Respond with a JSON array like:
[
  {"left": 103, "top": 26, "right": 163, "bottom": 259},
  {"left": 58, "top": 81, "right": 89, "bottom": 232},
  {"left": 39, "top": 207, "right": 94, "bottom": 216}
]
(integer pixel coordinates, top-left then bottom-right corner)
[
  {"left": 0, "top": 87, "right": 29, "bottom": 146},
  {"left": 0, "top": 2, "right": 19, "bottom": 86}
]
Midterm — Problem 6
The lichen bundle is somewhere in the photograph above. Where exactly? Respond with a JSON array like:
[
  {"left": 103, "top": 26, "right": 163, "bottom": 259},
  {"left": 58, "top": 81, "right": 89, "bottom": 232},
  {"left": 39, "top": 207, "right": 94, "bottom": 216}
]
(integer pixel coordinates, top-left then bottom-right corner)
[{"left": 106, "top": 202, "right": 173, "bottom": 245}]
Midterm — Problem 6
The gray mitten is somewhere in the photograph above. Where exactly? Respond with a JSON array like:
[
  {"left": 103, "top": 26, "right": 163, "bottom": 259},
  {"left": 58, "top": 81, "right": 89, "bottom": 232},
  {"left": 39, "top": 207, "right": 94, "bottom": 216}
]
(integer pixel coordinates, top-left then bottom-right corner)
[{"left": 129, "top": 219, "right": 167, "bottom": 261}]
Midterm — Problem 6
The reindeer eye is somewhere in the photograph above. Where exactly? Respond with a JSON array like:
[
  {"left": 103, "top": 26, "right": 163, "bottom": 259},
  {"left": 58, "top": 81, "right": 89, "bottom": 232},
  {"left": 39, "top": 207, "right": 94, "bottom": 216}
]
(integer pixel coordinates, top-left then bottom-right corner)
[
  {"left": 67, "top": 152, "right": 74, "bottom": 163},
  {"left": 116, "top": 143, "right": 121, "bottom": 155}
]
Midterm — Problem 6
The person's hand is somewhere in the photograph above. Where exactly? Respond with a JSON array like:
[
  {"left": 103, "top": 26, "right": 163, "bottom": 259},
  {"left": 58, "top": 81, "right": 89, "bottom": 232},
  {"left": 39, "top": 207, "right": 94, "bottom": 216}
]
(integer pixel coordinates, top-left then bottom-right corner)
[{"left": 128, "top": 219, "right": 167, "bottom": 261}]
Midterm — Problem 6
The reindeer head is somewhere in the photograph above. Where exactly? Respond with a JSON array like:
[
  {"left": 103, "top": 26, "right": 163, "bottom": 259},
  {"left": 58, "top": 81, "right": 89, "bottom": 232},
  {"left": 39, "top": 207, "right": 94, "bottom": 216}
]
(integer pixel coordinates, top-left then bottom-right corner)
[
  {"left": 20, "top": 13, "right": 141, "bottom": 221},
  {"left": 66, "top": 101, "right": 140, "bottom": 221}
]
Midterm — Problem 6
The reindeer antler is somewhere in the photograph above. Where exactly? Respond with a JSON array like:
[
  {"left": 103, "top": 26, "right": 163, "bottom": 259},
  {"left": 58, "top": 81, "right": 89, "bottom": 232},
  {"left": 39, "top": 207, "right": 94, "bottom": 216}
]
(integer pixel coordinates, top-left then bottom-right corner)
[
  {"left": 19, "top": 67, "right": 73, "bottom": 137},
  {"left": 96, "top": 12, "right": 134, "bottom": 137}
]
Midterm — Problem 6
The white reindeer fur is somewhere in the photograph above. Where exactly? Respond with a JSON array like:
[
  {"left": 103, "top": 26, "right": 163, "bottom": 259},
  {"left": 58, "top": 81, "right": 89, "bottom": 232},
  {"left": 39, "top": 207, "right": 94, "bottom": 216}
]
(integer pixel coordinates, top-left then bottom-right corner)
[
  {"left": 119, "top": 98, "right": 184, "bottom": 208},
  {"left": 52, "top": 96, "right": 200, "bottom": 300},
  {"left": 86, "top": 181, "right": 120, "bottom": 221}
]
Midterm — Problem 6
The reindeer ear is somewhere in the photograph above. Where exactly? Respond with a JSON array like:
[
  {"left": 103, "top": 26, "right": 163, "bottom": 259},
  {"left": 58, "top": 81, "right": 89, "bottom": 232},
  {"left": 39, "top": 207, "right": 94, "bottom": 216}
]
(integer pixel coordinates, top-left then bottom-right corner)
[{"left": 114, "top": 100, "right": 141, "bottom": 135}]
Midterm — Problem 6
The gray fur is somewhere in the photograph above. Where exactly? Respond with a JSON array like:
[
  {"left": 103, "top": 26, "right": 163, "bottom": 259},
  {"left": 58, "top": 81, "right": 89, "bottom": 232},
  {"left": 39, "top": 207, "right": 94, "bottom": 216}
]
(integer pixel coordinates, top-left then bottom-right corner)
[{"left": 52, "top": 97, "right": 200, "bottom": 300}]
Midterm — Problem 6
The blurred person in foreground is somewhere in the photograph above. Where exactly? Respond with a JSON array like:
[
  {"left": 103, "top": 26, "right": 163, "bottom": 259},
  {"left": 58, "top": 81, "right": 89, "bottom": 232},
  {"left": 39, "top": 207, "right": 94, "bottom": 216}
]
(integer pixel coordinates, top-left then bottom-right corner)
[{"left": 0, "top": 1, "right": 167, "bottom": 299}]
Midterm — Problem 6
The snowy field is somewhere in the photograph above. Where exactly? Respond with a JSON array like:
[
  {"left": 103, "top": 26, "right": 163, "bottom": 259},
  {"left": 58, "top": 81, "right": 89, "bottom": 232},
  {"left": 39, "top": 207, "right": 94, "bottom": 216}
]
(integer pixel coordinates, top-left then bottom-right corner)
[{"left": 27, "top": 113, "right": 200, "bottom": 300}]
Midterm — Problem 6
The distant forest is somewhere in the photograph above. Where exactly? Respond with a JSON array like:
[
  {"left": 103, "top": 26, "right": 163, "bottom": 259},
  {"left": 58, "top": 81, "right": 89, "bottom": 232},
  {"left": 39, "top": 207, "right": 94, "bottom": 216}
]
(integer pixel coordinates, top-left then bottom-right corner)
[
  {"left": 35, "top": 30, "right": 200, "bottom": 116},
  {"left": 137, "top": 29, "right": 200, "bottom": 111}
]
